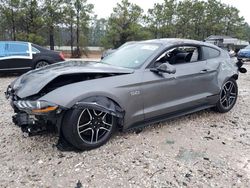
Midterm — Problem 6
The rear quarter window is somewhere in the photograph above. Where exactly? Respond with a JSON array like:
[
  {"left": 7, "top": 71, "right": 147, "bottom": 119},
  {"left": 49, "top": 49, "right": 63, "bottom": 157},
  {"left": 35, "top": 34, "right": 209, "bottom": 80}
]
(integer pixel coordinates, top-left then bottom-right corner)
[
  {"left": 202, "top": 46, "right": 220, "bottom": 60},
  {"left": 32, "top": 46, "right": 40, "bottom": 53}
]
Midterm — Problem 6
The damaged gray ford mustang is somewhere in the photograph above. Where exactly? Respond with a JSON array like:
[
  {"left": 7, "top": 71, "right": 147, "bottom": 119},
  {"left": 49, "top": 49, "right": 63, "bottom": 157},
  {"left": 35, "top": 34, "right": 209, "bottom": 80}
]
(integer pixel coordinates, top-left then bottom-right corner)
[{"left": 5, "top": 39, "right": 247, "bottom": 151}]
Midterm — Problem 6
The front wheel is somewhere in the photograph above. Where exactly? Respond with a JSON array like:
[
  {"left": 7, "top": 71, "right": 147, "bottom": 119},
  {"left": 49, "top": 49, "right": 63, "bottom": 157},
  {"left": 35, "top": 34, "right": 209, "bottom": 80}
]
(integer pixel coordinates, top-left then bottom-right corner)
[
  {"left": 214, "top": 78, "right": 238, "bottom": 113},
  {"left": 61, "top": 108, "right": 117, "bottom": 151}
]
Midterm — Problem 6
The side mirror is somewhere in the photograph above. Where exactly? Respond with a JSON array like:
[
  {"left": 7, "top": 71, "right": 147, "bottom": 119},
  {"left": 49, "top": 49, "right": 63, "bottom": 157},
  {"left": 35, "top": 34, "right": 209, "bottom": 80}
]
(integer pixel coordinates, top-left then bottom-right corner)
[{"left": 151, "top": 63, "right": 176, "bottom": 74}]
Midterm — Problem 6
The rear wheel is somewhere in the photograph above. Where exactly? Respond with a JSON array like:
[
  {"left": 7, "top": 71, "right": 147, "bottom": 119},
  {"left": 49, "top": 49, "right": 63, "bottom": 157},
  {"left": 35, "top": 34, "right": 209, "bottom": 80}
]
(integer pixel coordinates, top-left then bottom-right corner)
[
  {"left": 62, "top": 108, "right": 117, "bottom": 151},
  {"left": 214, "top": 78, "right": 238, "bottom": 113},
  {"left": 35, "top": 60, "right": 49, "bottom": 69}
]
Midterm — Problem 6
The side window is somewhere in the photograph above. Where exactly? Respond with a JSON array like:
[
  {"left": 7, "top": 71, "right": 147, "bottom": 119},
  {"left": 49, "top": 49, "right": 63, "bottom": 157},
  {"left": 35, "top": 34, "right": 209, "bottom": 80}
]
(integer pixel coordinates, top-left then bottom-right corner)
[
  {"left": 32, "top": 46, "right": 40, "bottom": 53},
  {"left": 6, "top": 42, "right": 29, "bottom": 57},
  {"left": 154, "top": 45, "right": 200, "bottom": 67},
  {"left": 0, "top": 42, "right": 6, "bottom": 57},
  {"left": 202, "top": 46, "right": 220, "bottom": 60}
]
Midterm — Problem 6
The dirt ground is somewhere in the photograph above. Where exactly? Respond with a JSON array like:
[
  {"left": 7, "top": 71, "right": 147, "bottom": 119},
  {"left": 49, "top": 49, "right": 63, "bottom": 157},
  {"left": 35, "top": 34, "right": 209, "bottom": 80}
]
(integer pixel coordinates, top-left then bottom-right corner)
[{"left": 0, "top": 63, "right": 249, "bottom": 188}]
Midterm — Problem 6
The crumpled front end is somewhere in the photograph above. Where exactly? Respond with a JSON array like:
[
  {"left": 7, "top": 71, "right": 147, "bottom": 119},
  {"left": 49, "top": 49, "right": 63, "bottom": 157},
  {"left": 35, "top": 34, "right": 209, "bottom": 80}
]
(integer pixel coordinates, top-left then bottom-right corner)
[
  {"left": 5, "top": 85, "right": 66, "bottom": 137},
  {"left": 5, "top": 61, "right": 134, "bottom": 137}
]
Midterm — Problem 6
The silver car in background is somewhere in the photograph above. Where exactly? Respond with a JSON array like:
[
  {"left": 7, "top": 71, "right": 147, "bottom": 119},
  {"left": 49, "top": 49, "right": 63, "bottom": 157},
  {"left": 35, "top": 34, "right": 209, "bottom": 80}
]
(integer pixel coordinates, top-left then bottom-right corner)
[{"left": 6, "top": 38, "right": 247, "bottom": 151}]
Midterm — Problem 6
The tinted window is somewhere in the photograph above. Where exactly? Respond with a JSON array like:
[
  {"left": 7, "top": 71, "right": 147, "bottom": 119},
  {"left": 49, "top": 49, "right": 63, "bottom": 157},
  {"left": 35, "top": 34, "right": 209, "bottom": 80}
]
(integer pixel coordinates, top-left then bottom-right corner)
[
  {"left": 154, "top": 46, "right": 200, "bottom": 66},
  {"left": 202, "top": 47, "right": 220, "bottom": 60},
  {"left": 6, "top": 42, "right": 29, "bottom": 56},
  {"left": 0, "top": 42, "right": 5, "bottom": 57}
]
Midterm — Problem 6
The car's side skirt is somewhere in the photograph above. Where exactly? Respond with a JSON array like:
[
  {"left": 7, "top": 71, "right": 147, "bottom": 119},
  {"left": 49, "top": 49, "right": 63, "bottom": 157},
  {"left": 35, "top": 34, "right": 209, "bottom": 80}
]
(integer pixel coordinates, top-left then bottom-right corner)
[{"left": 125, "top": 104, "right": 215, "bottom": 131}]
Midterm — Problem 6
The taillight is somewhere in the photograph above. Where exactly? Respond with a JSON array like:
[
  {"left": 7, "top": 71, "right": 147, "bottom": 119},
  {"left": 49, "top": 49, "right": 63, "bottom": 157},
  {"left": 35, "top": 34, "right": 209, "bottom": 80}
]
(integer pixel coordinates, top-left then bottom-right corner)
[{"left": 59, "top": 52, "right": 65, "bottom": 60}]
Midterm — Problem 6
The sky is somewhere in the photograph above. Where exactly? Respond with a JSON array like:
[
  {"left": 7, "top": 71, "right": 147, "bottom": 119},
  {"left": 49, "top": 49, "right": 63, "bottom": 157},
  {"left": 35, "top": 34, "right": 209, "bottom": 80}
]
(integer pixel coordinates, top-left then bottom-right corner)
[{"left": 89, "top": 0, "right": 250, "bottom": 24}]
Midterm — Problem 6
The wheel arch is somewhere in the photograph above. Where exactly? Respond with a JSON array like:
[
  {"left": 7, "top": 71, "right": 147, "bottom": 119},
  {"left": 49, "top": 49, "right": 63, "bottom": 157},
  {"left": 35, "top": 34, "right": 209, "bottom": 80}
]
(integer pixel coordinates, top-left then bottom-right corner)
[
  {"left": 59, "top": 96, "right": 121, "bottom": 151},
  {"left": 33, "top": 59, "right": 50, "bottom": 69},
  {"left": 72, "top": 96, "right": 125, "bottom": 129},
  {"left": 213, "top": 77, "right": 238, "bottom": 113},
  {"left": 219, "top": 74, "right": 238, "bottom": 90},
  {"left": 33, "top": 54, "right": 55, "bottom": 68}
]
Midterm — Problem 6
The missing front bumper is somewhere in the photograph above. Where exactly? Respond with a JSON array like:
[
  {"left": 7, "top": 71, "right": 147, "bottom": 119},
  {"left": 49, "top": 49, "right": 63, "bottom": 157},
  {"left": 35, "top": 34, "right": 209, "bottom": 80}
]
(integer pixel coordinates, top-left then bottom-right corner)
[
  {"left": 12, "top": 112, "right": 57, "bottom": 136},
  {"left": 12, "top": 113, "right": 35, "bottom": 127}
]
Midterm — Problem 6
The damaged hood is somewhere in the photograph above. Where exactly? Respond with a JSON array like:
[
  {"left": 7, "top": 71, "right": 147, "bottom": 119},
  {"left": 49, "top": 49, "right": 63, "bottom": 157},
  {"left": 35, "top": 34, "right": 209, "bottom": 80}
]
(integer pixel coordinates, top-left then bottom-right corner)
[{"left": 11, "top": 61, "right": 134, "bottom": 98}]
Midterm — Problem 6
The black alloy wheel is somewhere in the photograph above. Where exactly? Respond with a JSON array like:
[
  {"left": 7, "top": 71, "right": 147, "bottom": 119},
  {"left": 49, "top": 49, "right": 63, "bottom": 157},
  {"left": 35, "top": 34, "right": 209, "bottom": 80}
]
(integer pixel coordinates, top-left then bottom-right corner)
[
  {"left": 215, "top": 78, "right": 238, "bottom": 113},
  {"left": 62, "top": 108, "right": 117, "bottom": 151}
]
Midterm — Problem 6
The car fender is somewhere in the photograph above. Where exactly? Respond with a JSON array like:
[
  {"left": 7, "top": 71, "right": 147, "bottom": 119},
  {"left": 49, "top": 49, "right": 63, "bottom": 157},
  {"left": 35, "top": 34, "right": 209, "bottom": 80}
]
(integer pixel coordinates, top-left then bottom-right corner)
[
  {"left": 217, "top": 58, "right": 239, "bottom": 88},
  {"left": 73, "top": 96, "right": 125, "bottom": 118}
]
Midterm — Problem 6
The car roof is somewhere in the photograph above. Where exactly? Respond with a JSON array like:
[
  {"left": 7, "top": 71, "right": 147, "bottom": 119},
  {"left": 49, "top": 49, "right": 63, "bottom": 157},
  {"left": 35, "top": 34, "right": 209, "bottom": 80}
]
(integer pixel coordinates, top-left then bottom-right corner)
[
  {"left": 0, "top": 41, "right": 29, "bottom": 44},
  {"left": 0, "top": 41, "right": 55, "bottom": 53},
  {"left": 0, "top": 41, "right": 43, "bottom": 48},
  {"left": 136, "top": 38, "right": 220, "bottom": 49}
]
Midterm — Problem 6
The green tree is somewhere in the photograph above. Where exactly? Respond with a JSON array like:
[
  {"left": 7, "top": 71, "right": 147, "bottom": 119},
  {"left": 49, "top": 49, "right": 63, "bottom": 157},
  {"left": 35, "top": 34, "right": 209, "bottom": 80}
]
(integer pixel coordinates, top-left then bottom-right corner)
[
  {"left": 0, "top": 0, "right": 249, "bottom": 46},
  {"left": 63, "top": 0, "right": 93, "bottom": 57},
  {"left": 74, "top": 0, "right": 93, "bottom": 57},
  {"left": 42, "top": 0, "right": 64, "bottom": 50},
  {"left": 145, "top": 3, "right": 165, "bottom": 39},
  {"left": 63, "top": 1, "right": 76, "bottom": 55},
  {"left": 223, "top": 6, "right": 245, "bottom": 38},
  {"left": 144, "top": 0, "right": 249, "bottom": 41},
  {"left": 102, "top": 0, "right": 147, "bottom": 48},
  {"left": 89, "top": 16, "right": 107, "bottom": 46},
  {"left": 0, "top": 0, "right": 21, "bottom": 40},
  {"left": 145, "top": 0, "right": 177, "bottom": 38},
  {"left": 18, "top": 0, "right": 44, "bottom": 44},
  {"left": 175, "top": 0, "right": 195, "bottom": 38},
  {"left": 188, "top": 0, "right": 207, "bottom": 40},
  {"left": 242, "top": 24, "right": 250, "bottom": 41},
  {"left": 204, "top": 0, "right": 225, "bottom": 36}
]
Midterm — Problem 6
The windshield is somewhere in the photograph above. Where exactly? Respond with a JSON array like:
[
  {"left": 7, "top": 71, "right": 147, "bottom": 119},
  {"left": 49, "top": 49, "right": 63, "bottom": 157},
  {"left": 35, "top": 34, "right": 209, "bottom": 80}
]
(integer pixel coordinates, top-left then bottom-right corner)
[
  {"left": 101, "top": 43, "right": 160, "bottom": 68},
  {"left": 245, "top": 45, "right": 250, "bottom": 49}
]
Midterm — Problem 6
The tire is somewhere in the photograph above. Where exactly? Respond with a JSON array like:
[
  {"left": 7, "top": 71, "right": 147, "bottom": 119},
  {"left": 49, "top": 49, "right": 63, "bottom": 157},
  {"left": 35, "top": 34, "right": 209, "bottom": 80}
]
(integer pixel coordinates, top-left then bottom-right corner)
[
  {"left": 214, "top": 78, "right": 238, "bottom": 113},
  {"left": 35, "top": 60, "right": 49, "bottom": 69},
  {"left": 61, "top": 108, "right": 117, "bottom": 151}
]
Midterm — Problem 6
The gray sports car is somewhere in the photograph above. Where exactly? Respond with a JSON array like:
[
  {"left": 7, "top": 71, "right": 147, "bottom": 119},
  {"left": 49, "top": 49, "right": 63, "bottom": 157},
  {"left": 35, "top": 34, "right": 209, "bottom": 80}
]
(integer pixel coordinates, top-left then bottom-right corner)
[{"left": 5, "top": 39, "right": 247, "bottom": 151}]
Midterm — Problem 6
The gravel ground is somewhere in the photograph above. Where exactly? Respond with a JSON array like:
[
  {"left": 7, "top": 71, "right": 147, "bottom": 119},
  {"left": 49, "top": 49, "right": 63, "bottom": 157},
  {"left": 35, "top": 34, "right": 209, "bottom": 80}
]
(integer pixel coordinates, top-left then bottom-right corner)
[{"left": 0, "top": 64, "right": 250, "bottom": 188}]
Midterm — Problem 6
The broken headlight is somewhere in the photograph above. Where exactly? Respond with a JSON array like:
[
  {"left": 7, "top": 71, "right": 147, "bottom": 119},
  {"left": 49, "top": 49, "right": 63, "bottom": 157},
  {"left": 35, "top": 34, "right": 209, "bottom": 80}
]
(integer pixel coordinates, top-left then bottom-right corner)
[{"left": 14, "top": 100, "right": 58, "bottom": 114}]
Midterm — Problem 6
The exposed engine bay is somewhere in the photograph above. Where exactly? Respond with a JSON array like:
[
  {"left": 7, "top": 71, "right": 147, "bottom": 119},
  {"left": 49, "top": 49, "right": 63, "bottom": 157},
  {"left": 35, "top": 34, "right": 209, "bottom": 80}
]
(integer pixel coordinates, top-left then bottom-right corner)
[{"left": 37, "top": 73, "right": 123, "bottom": 98}]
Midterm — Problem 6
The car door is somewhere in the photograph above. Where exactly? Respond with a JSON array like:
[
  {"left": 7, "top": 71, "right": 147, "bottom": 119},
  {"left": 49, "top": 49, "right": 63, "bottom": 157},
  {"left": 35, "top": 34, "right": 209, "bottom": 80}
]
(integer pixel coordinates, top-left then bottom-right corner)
[
  {"left": 4, "top": 42, "right": 33, "bottom": 70},
  {"left": 142, "top": 45, "right": 215, "bottom": 120}
]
